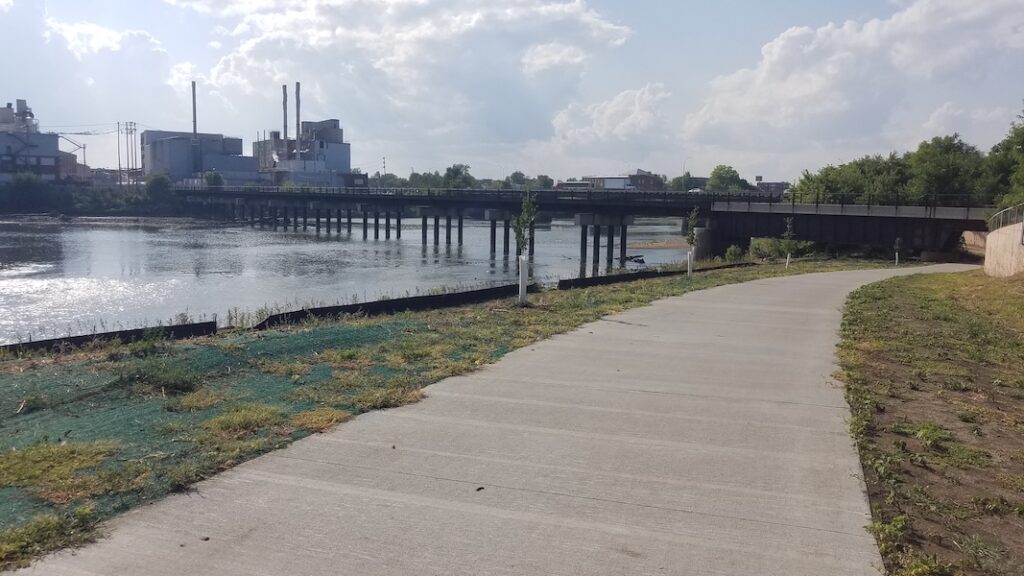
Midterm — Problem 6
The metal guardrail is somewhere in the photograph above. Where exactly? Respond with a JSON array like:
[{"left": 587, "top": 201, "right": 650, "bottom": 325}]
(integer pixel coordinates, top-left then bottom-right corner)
[
  {"left": 174, "top": 185, "right": 994, "bottom": 211},
  {"left": 986, "top": 203, "right": 1024, "bottom": 245}
]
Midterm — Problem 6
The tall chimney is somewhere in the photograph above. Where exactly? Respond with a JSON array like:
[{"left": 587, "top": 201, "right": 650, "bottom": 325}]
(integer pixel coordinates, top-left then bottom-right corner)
[
  {"left": 191, "top": 81, "right": 197, "bottom": 137},
  {"left": 282, "top": 84, "right": 289, "bottom": 161},
  {"left": 295, "top": 81, "right": 301, "bottom": 158}
]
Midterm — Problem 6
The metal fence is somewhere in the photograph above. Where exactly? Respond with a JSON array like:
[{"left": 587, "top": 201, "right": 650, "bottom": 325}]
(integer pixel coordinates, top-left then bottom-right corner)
[{"left": 987, "top": 204, "right": 1024, "bottom": 242}]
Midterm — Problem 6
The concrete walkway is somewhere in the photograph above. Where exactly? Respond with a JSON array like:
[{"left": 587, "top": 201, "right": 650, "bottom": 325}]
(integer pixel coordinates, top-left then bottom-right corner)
[{"left": 20, "top": 265, "right": 975, "bottom": 576}]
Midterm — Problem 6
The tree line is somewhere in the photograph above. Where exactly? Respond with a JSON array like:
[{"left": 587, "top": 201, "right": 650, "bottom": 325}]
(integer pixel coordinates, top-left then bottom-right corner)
[
  {"left": 791, "top": 111, "right": 1024, "bottom": 208},
  {"left": 364, "top": 164, "right": 554, "bottom": 190}
]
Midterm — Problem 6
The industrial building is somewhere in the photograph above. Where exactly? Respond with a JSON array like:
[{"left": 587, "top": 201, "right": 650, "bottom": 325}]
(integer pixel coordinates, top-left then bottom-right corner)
[
  {"left": 140, "top": 129, "right": 262, "bottom": 184},
  {"left": 580, "top": 170, "right": 664, "bottom": 191},
  {"left": 141, "top": 82, "right": 361, "bottom": 187},
  {"left": 0, "top": 99, "right": 61, "bottom": 183}
]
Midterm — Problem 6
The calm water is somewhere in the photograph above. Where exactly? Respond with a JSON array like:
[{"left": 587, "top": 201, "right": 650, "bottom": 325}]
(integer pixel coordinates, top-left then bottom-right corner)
[{"left": 0, "top": 216, "right": 688, "bottom": 344}]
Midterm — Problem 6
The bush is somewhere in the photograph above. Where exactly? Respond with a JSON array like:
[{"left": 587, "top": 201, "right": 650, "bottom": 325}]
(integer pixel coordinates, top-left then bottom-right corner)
[{"left": 724, "top": 244, "right": 746, "bottom": 263}]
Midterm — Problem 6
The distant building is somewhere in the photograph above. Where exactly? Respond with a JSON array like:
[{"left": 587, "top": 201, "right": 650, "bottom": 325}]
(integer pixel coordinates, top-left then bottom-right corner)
[
  {"left": 629, "top": 169, "right": 664, "bottom": 190},
  {"left": 253, "top": 119, "right": 359, "bottom": 186},
  {"left": 0, "top": 99, "right": 61, "bottom": 183},
  {"left": 141, "top": 130, "right": 263, "bottom": 185},
  {"left": 754, "top": 176, "right": 791, "bottom": 199},
  {"left": 582, "top": 175, "right": 633, "bottom": 191}
]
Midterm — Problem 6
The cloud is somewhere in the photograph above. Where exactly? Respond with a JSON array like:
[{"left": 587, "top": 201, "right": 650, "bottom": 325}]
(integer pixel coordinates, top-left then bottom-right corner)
[
  {"left": 522, "top": 42, "right": 587, "bottom": 75},
  {"left": 683, "top": 0, "right": 1024, "bottom": 164},
  {"left": 0, "top": 0, "right": 13, "bottom": 11},
  {"left": 44, "top": 18, "right": 162, "bottom": 60},
  {"left": 553, "top": 83, "right": 671, "bottom": 144}
]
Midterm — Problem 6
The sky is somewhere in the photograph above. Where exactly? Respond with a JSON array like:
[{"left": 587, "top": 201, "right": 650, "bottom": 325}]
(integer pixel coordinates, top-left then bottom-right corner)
[{"left": 2, "top": 0, "right": 1023, "bottom": 182}]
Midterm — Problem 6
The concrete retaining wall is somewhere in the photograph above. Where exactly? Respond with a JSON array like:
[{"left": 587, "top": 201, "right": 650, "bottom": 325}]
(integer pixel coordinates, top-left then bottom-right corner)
[{"left": 984, "top": 222, "right": 1024, "bottom": 277}]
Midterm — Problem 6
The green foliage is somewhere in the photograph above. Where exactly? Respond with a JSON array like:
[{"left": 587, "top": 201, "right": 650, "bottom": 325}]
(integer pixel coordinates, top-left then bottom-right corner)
[
  {"left": 706, "top": 165, "right": 749, "bottom": 192},
  {"left": 534, "top": 174, "right": 554, "bottom": 189},
  {"left": 144, "top": 174, "right": 173, "bottom": 204},
  {"left": 0, "top": 506, "right": 96, "bottom": 570},
  {"left": 670, "top": 171, "right": 693, "bottom": 191},
  {"left": 203, "top": 171, "right": 224, "bottom": 187},
  {"left": 724, "top": 244, "right": 745, "bottom": 263},
  {"left": 442, "top": 164, "right": 477, "bottom": 189},
  {"left": 908, "top": 134, "right": 985, "bottom": 205},
  {"left": 512, "top": 190, "right": 537, "bottom": 256},
  {"left": 686, "top": 206, "right": 700, "bottom": 248}
]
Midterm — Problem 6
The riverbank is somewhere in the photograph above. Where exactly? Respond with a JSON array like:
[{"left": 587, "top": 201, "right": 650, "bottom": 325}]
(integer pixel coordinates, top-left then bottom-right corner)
[
  {"left": 839, "top": 271, "right": 1024, "bottom": 575},
  {"left": 0, "top": 258, "right": 900, "bottom": 569}
]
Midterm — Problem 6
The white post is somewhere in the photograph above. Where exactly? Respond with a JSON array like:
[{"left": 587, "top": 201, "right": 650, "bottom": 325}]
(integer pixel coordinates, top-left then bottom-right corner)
[
  {"left": 518, "top": 255, "right": 528, "bottom": 307},
  {"left": 785, "top": 253, "right": 791, "bottom": 269},
  {"left": 895, "top": 251, "right": 899, "bottom": 266},
  {"left": 687, "top": 249, "right": 693, "bottom": 277}
]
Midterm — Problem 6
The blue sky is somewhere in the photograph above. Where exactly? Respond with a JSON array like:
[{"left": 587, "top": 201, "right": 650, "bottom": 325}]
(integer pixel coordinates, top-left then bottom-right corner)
[{"left": 2, "top": 0, "right": 1022, "bottom": 182}]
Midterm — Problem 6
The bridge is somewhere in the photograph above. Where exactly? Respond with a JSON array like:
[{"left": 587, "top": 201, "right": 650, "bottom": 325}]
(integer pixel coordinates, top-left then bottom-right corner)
[{"left": 175, "top": 185, "right": 992, "bottom": 264}]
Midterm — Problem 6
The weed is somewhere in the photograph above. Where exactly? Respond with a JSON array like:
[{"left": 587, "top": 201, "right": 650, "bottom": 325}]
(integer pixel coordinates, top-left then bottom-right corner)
[
  {"left": 165, "top": 388, "right": 225, "bottom": 412},
  {"left": 120, "top": 358, "right": 200, "bottom": 395},
  {"left": 913, "top": 422, "right": 952, "bottom": 451},
  {"left": 202, "top": 404, "right": 284, "bottom": 437},
  {"left": 0, "top": 506, "right": 96, "bottom": 571},
  {"left": 867, "top": 515, "right": 910, "bottom": 556},
  {"left": 999, "top": 474, "right": 1024, "bottom": 494},
  {"left": 351, "top": 387, "right": 424, "bottom": 411},
  {"left": 290, "top": 407, "right": 352, "bottom": 432},
  {"left": 0, "top": 442, "right": 117, "bottom": 502}
]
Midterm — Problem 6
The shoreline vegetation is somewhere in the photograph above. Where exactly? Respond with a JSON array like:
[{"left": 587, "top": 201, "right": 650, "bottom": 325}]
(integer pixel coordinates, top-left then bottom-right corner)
[
  {"left": 0, "top": 258, "right": 894, "bottom": 570},
  {"left": 839, "top": 271, "right": 1024, "bottom": 576}
]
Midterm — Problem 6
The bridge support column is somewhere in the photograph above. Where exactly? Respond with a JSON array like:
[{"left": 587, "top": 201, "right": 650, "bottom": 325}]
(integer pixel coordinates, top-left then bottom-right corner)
[
  {"left": 396, "top": 211, "right": 402, "bottom": 239},
  {"left": 529, "top": 222, "right": 535, "bottom": 257},
  {"left": 593, "top": 225, "right": 602, "bottom": 267},
  {"left": 445, "top": 215, "right": 452, "bottom": 245},
  {"left": 362, "top": 212, "right": 368, "bottom": 239},
  {"left": 374, "top": 212, "right": 380, "bottom": 240},
  {"left": 346, "top": 209, "right": 352, "bottom": 234},
  {"left": 325, "top": 210, "right": 331, "bottom": 234},
  {"left": 385, "top": 212, "right": 391, "bottom": 239},
  {"left": 503, "top": 219, "right": 510, "bottom": 256},
  {"left": 619, "top": 225, "right": 628, "bottom": 264},
  {"left": 457, "top": 212, "right": 464, "bottom": 245},
  {"left": 433, "top": 216, "right": 440, "bottom": 245},
  {"left": 580, "top": 224, "right": 588, "bottom": 265},
  {"left": 421, "top": 216, "right": 428, "bottom": 244},
  {"left": 336, "top": 209, "right": 342, "bottom": 233},
  {"left": 292, "top": 207, "right": 298, "bottom": 231},
  {"left": 490, "top": 220, "right": 497, "bottom": 254},
  {"left": 315, "top": 209, "right": 321, "bottom": 234},
  {"left": 607, "top": 225, "right": 615, "bottom": 266},
  {"left": 302, "top": 206, "right": 308, "bottom": 230}
]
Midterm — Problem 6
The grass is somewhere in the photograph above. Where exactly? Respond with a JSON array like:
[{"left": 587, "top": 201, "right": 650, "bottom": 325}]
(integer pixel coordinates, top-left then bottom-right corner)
[
  {"left": 0, "top": 506, "right": 97, "bottom": 571},
  {"left": 839, "top": 271, "right": 1024, "bottom": 576},
  {"left": 0, "top": 258, "right": 900, "bottom": 569}
]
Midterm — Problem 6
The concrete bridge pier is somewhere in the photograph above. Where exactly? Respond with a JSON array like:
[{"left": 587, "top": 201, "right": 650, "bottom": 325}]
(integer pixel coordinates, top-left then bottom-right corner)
[
  {"left": 421, "top": 216, "right": 428, "bottom": 245},
  {"left": 346, "top": 210, "right": 352, "bottom": 235},
  {"left": 580, "top": 224, "right": 588, "bottom": 266},
  {"left": 315, "top": 209, "right": 321, "bottom": 234},
  {"left": 325, "top": 210, "right": 331, "bottom": 234},
  {"left": 445, "top": 215, "right": 452, "bottom": 246},
  {"left": 606, "top": 225, "right": 615, "bottom": 267},
  {"left": 503, "top": 219, "right": 511, "bottom": 256},
  {"left": 529, "top": 222, "right": 535, "bottom": 257},
  {"left": 619, "top": 224, "right": 628, "bottom": 264},
  {"left": 457, "top": 212, "right": 464, "bottom": 245},
  {"left": 335, "top": 209, "right": 342, "bottom": 234},
  {"left": 385, "top": 212, "right": 391, "bottom": 240},
  {"left": 362, "top": 212, "right": 368, "bottom": 239},
  {"left": 374, "top": 212, "right": 380, "bottom": 240},
  {"left": 490, "top": 221, "right": 497, "bottom": 254},
  {"left": 396, "top": 212, "right": 402, "bottom": 239},
  {"left": 433, "top": 216, "right": 440, "bottom": 245}
]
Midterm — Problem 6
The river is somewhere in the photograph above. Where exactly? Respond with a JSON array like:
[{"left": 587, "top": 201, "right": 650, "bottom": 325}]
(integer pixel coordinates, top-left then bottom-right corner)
[{"left": 0, "top": 216, "right": 689, "bottom": 344}]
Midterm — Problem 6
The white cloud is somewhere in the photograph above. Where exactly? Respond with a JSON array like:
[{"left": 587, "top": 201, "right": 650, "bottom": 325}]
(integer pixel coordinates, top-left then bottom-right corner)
[
  {"left": 44, "top": 18, "right": 162, "bottom": 60},
  {"left": 0, "top": 0, "right": 14, "bottom": 11},
  {"left": 683, "top": 0, "right": 1024, "bottom": 170},
  {"left": 522, "top": 42, "right": 587, "bottom": 75},
  {"left": 554, "top": 83, "right": 671, "bottom": 144}
]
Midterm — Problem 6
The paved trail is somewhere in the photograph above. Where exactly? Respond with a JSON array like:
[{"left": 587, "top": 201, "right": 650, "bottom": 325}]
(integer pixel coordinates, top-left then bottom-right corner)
[{"left": 21, "top": 265, "right": 975, "bottom": 576}]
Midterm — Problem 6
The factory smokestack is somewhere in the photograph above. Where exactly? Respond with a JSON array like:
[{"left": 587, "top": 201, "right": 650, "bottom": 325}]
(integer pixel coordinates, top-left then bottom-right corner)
[
  {"left": 295, "top": 81, "right": 301, "bottom": 157},
  {"left": 191, "top": 81, "right": 197, "bottom": 137},
  {"left": 282, "top": 84, "right": 289, "bottom": 161}
]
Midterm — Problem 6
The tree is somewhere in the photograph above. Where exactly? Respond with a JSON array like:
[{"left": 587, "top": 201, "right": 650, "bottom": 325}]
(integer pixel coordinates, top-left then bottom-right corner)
[
  {"left": 686, "top": 206, "right": 700, "bottom": 248},
  {"left": 706, "top": 165, "right": 743, "bottom": 192},
  {"left": 906, "top": 134, "right": 984, "bottom": 206},
  {"left": 203, "top": 171, "right": 224, "bottom": 187},
  {"left": 443, "top": 164, "right": 477, "bottom": 189},
  {"left": 512, "top": 189, "right": 537, "bottom": 257},
  {"left": 145, "top": 174, "right": 173, "bottom": 205},
  {"left": 534, "top": 174, "right": 554, "bottom": 189},
  {"left": 508, "top": 171, "right": 527, "bottom": 186},
  {"left": 670, "top": 171, "right": 692, "bottom": 191}
]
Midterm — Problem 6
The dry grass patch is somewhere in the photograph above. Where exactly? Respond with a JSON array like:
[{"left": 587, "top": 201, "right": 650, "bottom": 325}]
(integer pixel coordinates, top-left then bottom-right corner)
[
  {"left": 0, "top": 506, "right": 96, "bottom": 571},
  {"left": 351, "top": 387, "right": 424, "bottom": 411},
  {"left": 290, "top": 407, "right": 352, "bottom": 432},
  {"left": 202, "top": 404, "right": 284, "bottom": 437},
  {"left": 0, "top": 442, "right": 118, "bottom": 505},
  {"left": 166, "top": 388, "right": 225, "bottom": 412}
]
